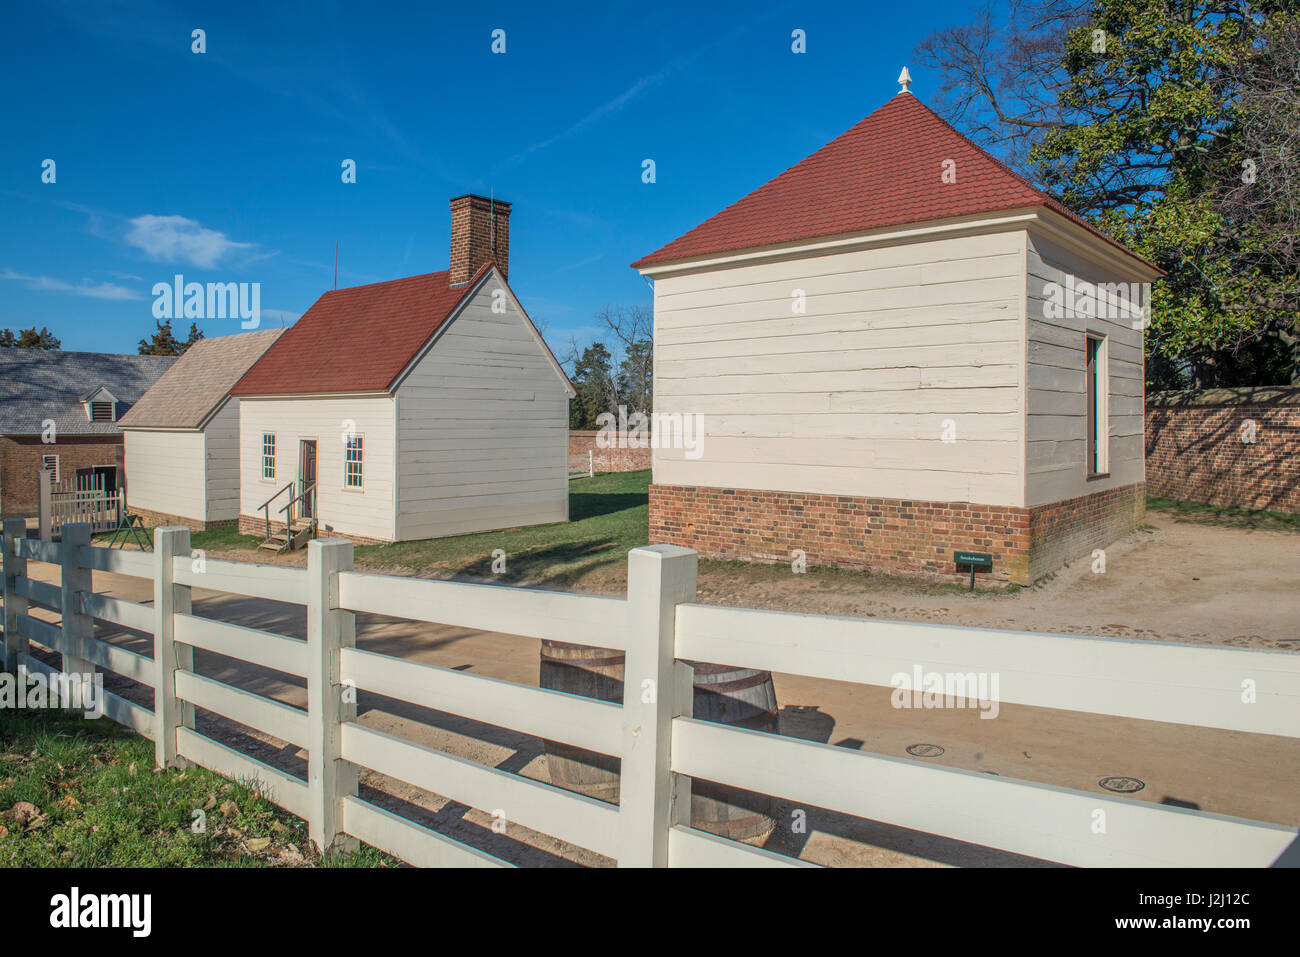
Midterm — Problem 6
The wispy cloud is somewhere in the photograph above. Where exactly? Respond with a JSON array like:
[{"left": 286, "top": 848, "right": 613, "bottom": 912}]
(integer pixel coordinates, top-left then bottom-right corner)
[
  {"left": 494, "top": 8, "right": 786, "bottom": 173},
  {"left": 1, "top": 269, "right": 143, "bottom": 300},
  {"left": 125, "top": 215, "right": 254, "bottom": 268},
  {"left": 555, "top": 253, "right": 605, "bottom": 274}
]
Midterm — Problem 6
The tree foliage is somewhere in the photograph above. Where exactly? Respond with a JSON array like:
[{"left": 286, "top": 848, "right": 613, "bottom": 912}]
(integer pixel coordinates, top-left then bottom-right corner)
[
  {"left": 919, "top": 0, "right": 1300, "bottom": 387},
  {"left": 137, "top": 320, "right": 204, "bottom": 356},
  {"left": 564, "top": 304, "right": 654, "bottom": 429},
  {"left": 0, "top": 326, "right": 61, "bottom": 349}
]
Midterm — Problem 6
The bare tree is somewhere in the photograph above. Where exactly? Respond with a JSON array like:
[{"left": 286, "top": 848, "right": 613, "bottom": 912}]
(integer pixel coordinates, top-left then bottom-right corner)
[
  {"left": 1216, "top": 14, "right": 1300, "bottom": 283},
  {"left": 596, "top": 303, "right": 654, "bottom": 414},
  {"left": 915, "top": 0, "right": 1090, "bottom": 174}
]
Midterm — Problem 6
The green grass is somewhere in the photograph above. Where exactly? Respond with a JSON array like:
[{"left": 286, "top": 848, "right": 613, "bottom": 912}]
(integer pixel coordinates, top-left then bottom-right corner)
[
  {"left": 1146, "top": 495, "right": 1300, "bottom": 532},
  {"left": 92, "top": 524, "right": 264, "bottom": 552},
  {"left": 352, "top": 470, "right": 651, "bottom": 586},
  {"left": 0, "top": 708, "right": 394, "bottom": 867}
]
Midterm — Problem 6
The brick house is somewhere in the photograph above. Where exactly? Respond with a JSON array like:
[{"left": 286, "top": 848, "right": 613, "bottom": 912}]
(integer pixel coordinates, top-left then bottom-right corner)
[
  {"left": 228, "top": 195, "right": 575, "bottom": 547},
  {"left": 630, "top": 86, "right": 1164, "bottom": 585},
  {"left": 0, "top": 349, "right": 175, "bottom": 516}
]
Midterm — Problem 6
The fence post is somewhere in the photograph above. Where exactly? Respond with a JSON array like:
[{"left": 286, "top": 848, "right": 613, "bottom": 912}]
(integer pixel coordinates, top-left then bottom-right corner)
[
  {"left": 153, "top": 526, "right": 192, "bottom": 768},
  {"left": 2, "top": 518, "right": 28, "bottom": 673},
  {"left": 306, "top": 538, "right": 358, "bottom": 854},
  {"left": 58, "top": 523, "right": 95, "bottom": 708},
  {"left": 618, "top": 544, "right": 698, "bottom": 867},
  {"left": 588, "top": 449, "right": 594, "bottom": 478},
  {"left": 38, "top": 468, "right": 52, "bottom": 542}
]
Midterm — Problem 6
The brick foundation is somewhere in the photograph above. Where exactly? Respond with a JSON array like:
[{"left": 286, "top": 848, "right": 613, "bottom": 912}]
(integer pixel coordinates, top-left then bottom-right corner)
[
  {"left": 1145, "top": 387, "right": 1299, "bottom": 514},
  {"left": 649, "top": 482, "right": 1145, "bottom": 585},
  {"left": 128, "top": 505, "right": 235, "bottom": 532},
  {"left": 1027, "top": 483, "right": 1146, "bottom": 581},
  {"left": 237, "top": 513, "right": 391, "bottom": 546}
]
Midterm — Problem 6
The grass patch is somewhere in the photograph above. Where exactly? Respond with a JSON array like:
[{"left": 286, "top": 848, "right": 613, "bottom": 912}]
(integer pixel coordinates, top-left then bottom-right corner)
[
  {"left": 352, "top": 470, "right": 651, "bottom": 586},
  {"left": 0, "top": 707, "right": 394, "bottom": 867},
  {"left": 1146, "top": 495, "right": 1300, "bottom": 532},
  {"left": 92, "top": 525, "right": 263, "bottom": 552}
]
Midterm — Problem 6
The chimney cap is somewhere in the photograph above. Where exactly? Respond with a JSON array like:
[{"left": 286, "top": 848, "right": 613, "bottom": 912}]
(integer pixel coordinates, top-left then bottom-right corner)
[{"left": 449, "top": 193, "right": 512, "bottom": 207}]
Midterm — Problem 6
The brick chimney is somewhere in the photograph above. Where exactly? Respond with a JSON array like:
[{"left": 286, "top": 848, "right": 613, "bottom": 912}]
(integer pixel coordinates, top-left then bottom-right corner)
[{"left": 449, "top": 194, "right": 511, "bottom": 284}]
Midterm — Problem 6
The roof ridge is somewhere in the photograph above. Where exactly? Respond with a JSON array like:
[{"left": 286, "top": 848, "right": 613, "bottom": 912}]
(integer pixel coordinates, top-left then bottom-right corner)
[{"left": 321, "top": 269, "right": 451, "bottom": 296}]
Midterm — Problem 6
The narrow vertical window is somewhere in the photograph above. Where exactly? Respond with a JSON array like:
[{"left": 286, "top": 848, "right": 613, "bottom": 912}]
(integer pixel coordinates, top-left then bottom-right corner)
[
  {"left": 262, "top": 433, "right": 276, "bottom": 480},
  {"left": 1085, "top": 335, "right": 1108, "bottom": 476},
  {"left": 42, "top": 454, "right": 60, "bottom": 484},
  {"left": 345, "top": 435, "right": 364, "bottom": 489}
]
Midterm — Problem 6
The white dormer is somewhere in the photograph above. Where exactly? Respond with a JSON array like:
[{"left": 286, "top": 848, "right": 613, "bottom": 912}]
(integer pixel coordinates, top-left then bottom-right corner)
[{"left": 81, "top": 386, "right": 120, "bottom": 423}]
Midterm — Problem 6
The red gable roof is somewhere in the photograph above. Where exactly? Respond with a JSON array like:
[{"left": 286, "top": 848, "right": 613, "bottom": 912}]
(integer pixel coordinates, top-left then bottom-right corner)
[
  {"left": 631, "top": 93, "right": 1158, "bottom": 273},
  {"left": 231, "top": 264, "right": 493, "bottom": 396}
]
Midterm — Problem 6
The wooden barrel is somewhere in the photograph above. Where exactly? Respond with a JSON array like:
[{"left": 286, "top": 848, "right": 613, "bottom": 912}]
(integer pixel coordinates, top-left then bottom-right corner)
[
  {"left": 688, "top": 662, "right": 778, "bottom": 842},
  {"left": 538, "top": 641, "right": 624, "bottom": 803},
  {"left": 539, "top": 641, "right": 778, "bottom": 842}
]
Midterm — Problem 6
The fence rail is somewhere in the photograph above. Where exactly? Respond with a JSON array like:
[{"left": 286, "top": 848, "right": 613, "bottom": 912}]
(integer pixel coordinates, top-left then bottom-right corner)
[{"left": 2, "top": 518, "right": 1298, "bottom": 868}]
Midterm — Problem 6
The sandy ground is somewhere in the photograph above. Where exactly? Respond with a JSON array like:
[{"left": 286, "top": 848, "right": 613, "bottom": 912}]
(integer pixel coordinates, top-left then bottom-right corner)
[{"left": 12, "top": 509, "right": 1300, "bottom": 867}]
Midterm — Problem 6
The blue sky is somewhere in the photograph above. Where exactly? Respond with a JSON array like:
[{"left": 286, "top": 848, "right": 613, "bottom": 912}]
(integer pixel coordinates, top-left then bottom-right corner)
[{"left": 0, "top": 0, "right": 972, "bottom": 360}]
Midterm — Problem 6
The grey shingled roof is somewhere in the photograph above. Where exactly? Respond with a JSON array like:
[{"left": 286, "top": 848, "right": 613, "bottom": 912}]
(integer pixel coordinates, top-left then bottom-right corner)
[
  {"left": 0, "top": 349, "right": 176, "bottom": 436},
  {"left": 117, "top": 329, "right": 285, "bottom": 430}
]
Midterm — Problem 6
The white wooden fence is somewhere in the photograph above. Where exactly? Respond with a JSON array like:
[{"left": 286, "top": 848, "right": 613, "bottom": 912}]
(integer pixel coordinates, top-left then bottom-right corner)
[
  {"left": 38, "top": 468, "right": 123, "bottom": 538},
  {"left": 2, "top": 518, "right": 1298, "bottom": 868}
]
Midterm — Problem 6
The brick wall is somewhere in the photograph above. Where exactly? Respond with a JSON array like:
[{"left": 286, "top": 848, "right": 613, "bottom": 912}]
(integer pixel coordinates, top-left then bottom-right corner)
[
  {"left": 1145, "top": 387, "right": 1300, "bottom": 514},
  {"left": 650, "top": 482, "right": 1145, "bottom": 586},
  {"left": 569, "top": 432, "right": 652, "bottom": 473},
  {"left": 1027, "top": 483, "right": 1146, "bottom": 581},
  {"left": 0, "top": 434, "right": 124, "bottom": 517}
]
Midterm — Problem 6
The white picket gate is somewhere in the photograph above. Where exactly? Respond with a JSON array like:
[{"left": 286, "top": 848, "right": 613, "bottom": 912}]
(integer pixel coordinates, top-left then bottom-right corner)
[{"left": 2, "top": 518, "right": 1298, "bottom": 868}]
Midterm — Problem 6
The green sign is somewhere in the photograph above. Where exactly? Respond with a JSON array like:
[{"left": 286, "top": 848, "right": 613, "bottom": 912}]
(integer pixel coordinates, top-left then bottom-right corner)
[{"left": 954, "top": 551, "right": 993, "bottom": 567}]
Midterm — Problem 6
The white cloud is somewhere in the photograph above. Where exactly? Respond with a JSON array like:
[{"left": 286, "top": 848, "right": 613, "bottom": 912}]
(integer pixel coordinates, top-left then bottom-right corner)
[
  {"left": 125, "top": 214, "right": 253, "bottom": 268},
  {"left": 0, "top": 269, "right": 143, "bottom": 300}
]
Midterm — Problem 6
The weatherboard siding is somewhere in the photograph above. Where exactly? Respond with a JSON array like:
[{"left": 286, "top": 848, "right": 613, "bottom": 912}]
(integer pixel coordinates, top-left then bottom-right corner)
[
  {"left": 652, "top": 231, "right": 1027, "bottom": 505},
  {"left": 1025, "top": 231, "right": 1146, "bottom": 508},
  {"left": 394, "top": 280, "right": 569, "bottom": 540},
  {"left": 203, "top": 397, "right": 241, "bottom": 521},
  {"left": 238, "top": 396, "right": 396, "bottom": 541},
  {"left": 124, "top": 430, "right": 207, "bottom": 522}
]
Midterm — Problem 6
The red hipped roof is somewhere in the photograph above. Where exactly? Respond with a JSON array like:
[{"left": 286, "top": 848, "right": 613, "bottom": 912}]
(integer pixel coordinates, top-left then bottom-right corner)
[
  {"left": 631, "top": 92, "right": 1159, "bottom": 273},
  {"left": 232, "top": 263, "right": 494, "bottom": 396}
]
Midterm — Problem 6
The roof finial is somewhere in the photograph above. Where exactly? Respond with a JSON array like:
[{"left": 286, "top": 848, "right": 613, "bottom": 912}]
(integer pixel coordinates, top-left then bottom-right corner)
[{"left": 897, "top": 66, "right": 912, "bottom": 94}]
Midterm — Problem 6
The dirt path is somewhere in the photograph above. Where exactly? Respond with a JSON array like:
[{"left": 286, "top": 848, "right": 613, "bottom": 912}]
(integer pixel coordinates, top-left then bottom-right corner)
[{"left": 205, "top": 510, "right": 1300, "bottom": 649}]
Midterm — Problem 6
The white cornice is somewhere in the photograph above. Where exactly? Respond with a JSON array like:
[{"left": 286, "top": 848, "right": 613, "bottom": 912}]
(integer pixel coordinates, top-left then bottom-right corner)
[{"left": 635, "top": 206, "right": 1160, "bottom": 282}]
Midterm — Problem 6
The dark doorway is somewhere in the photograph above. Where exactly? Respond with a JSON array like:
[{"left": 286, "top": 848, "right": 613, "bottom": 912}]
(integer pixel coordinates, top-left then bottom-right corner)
[{"left": 299, "top": 440, "right": 317, "bottom": 518}]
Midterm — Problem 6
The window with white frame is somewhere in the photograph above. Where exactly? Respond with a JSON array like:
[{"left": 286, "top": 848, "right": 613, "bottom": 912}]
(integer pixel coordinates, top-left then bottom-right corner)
[
  {"left": 41, "top": 454, "right": 60, "bottom": 483},
  {"left": 262, "top": 433, "right": 276, "bottom": 480},
  {"left": 345, "top": 434, "right": 363, "bottom": 488},
  {"left": 1085, "top": 334, "right": 1109, "bottom": 477}
]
